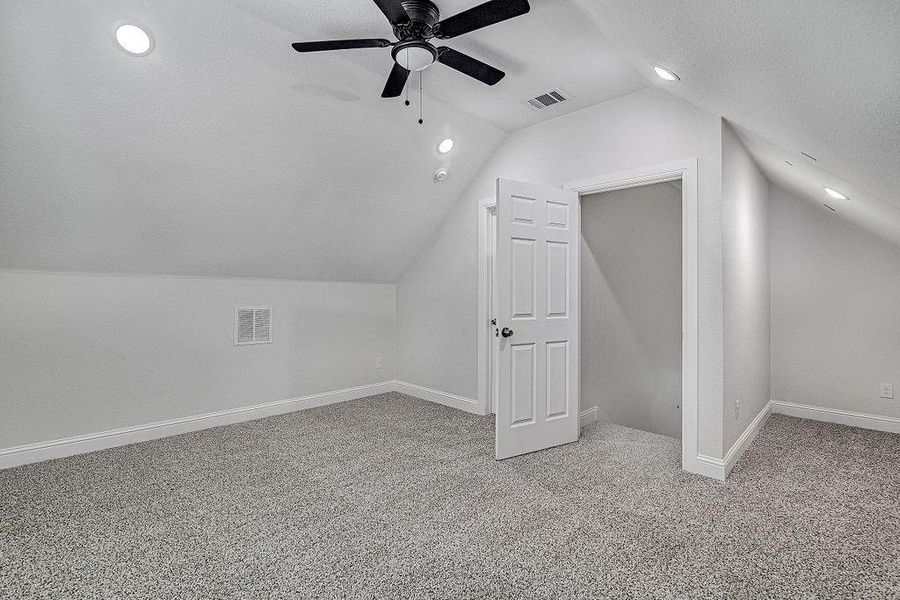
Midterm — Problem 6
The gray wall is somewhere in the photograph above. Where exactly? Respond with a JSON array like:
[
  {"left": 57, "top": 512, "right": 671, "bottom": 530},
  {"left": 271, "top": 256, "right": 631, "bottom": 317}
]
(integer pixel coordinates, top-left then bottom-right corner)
[
  {"left": 397, "top": 87, "right": 728, "bottom": 458},
  {"left": 581, "top": 183, "right": 682, "bottom": 439},
  {"left": 721, "top": 122, "right": 771, "bottom": 451},
  {"left": 0, "top": 271, "right": 396, "bottom": 448},
  {"left": 770, "top": 188, "right": 900, "bottom": 419}
]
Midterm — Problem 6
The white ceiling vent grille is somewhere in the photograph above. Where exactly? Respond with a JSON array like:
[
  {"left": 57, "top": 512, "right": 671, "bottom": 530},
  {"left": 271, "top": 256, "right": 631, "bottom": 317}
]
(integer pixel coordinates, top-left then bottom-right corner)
[
  {"left": 522, "top": 88, "right": 570, "bottom": 111},
  {"left": 234, "top": 306, "right": 272, "bottom": 346}
]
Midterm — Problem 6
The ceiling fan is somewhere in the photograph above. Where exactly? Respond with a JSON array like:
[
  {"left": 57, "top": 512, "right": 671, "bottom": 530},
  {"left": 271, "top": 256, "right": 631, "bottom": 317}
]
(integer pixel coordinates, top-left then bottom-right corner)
[{"left": 291, "top": 0, "right": 530, "bottom": 98}]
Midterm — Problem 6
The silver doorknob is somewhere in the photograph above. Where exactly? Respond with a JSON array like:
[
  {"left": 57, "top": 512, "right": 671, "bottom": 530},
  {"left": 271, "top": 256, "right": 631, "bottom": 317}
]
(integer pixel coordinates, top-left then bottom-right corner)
[{"left": 501, "top": 327, "right": 514, "bottom": 338}]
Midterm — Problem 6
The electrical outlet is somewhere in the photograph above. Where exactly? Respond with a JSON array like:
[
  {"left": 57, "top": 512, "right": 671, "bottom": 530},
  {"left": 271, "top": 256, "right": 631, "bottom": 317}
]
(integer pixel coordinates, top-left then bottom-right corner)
[
  {"left": 375, "top": 356, "right": 385, "bottom": 370},
  {"left": 881, "top": 383, "right": 894, "bottom": 400},
  {"left": 734, "top": 399, "right": 741, "bottom": 420}
]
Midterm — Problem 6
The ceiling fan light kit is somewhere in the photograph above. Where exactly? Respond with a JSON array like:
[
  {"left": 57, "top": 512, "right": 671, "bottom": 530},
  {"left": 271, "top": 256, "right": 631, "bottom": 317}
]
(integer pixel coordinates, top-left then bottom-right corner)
[
  {"left": 292, "top": 0, "right": 530, "bottom": 122},
  {"left": 392, "top": 41, "right": 437, "bottom": 71}
]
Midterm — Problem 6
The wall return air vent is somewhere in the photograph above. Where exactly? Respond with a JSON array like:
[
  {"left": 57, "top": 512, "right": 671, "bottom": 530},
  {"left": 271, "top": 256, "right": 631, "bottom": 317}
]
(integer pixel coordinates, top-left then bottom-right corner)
[
  {"left": 522, "top": 88, "right": 570, "bottom": 111},
  {"left": 234, "top": 306, "right": 272, "bottom": 346}
]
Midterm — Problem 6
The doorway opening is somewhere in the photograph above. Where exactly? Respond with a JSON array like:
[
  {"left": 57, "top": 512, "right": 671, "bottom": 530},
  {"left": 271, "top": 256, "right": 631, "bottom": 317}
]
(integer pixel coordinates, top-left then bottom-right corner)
[
  {"left": 581, "top": 181, "right": 683, "bottom": 439},
  {"left": 479, "top": 160, "right": 702, "bottom": 473}
]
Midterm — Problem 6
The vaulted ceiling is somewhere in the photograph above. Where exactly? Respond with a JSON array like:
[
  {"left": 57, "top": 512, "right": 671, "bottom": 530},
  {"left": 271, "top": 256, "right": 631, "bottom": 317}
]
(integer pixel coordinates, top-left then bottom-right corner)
[
  {"left": 1, "top": 0, "right": 898, "bottom": 282},
  {"left": 0, "top": 0, "right": 645, "bottom": 282},
  {"left": 576, "top": 0, "right": 900, "bottom": 246}
]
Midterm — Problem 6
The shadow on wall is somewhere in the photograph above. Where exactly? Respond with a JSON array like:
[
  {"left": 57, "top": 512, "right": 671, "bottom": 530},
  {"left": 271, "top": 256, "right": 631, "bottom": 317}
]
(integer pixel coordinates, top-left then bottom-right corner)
[{"left": 581, "top": 182, "right": 682, "bottom": 439}]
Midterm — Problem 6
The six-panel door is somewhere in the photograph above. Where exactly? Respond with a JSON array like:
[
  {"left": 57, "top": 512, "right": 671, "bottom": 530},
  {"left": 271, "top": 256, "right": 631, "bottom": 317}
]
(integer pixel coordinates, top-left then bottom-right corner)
[{"left": 495, "top": 178, "right": 580, "bottom": 459}]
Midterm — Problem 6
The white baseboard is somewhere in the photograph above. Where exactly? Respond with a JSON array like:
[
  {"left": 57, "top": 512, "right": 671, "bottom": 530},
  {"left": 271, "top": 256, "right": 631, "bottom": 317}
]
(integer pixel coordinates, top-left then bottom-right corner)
[
  {"left": 695, "top": 401, "right": 772, "bottom": 481},
  {"left": 693, "top": 454, "right": 727, "bottom": 481},
  {"left": 771, "top": 400, "right": 900, "bottom": 434},
  {"left": 723, "top": 402, "right": 771, "bottom": 477},
  {"left": 391, "top": 380, "right": 481, "bottom": 414},
  {"left": 579, "top": 406, "right": 598, "bottom": 428},
  {"left": 0, "top": 381, "right": 395, "bottom": 470},
  {"left": 392, "top": 382, "right": 599, "bottom": 426}
]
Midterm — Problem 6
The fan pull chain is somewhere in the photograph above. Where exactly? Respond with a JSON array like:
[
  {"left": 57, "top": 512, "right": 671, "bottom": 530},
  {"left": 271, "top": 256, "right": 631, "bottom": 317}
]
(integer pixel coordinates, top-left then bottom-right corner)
[
  {"left": 404, "top": 52, "right": 410, "bottom": 107},
  {"left": 418, "top": 70, "right": 424, "bottom": 125}
]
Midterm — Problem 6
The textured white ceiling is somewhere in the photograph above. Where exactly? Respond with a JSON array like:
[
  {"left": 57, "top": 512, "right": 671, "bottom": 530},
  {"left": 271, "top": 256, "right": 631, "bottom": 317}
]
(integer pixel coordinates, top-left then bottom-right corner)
[
  {"left": 3, "top": 0, "right": 898, "bottom": 281},
  {"left": 0, "top": 0, "right": 645, "bottom": 281},
  {"left": 576, "top": 0, "right": 900, "bottom": 246},
  {"left": 378, "top": 0, "right": 649, "bottom": 131},
  {"left": 733, "top": 124, "right": 900, "bottom": 249}
]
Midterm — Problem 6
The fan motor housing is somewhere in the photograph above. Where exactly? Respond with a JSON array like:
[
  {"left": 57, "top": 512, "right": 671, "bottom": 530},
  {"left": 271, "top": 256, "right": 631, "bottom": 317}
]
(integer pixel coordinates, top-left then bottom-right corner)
[{"left": 395, "top": 0, "right": 440, "bottom": 40}]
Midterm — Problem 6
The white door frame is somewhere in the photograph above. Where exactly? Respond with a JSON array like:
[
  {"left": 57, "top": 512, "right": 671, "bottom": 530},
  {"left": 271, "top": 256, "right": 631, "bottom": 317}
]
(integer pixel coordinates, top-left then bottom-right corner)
[
  {"left": 477, "top": 198, "right": 497, "bottom": 416},
  {"left": 564, "top": 159, "right": 701, "bottom": 475}
]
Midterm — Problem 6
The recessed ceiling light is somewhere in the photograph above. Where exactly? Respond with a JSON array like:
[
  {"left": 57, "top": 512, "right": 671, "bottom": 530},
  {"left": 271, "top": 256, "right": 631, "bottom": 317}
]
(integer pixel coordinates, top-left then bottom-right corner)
[
  {"left": 115, "top": 24, "right": 153, "bottom": 56},
  {"left": 824, "top": 187, "right": 848, "bottom": 201},
  {"left": 437, "top": 138, "right": 454, "bottom": 154},
  {"left": 433, "top": 168, "right": 448, "bottom": 183},
  {"left": 654, "top": 66, "right": 679, "bottom": 81}
]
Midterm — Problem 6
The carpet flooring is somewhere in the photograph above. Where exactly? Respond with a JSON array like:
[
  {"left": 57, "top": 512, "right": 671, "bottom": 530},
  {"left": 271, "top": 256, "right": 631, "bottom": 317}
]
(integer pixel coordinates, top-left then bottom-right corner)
[{"left": 2, "top": 392, "right": 899, "bottom": 599}]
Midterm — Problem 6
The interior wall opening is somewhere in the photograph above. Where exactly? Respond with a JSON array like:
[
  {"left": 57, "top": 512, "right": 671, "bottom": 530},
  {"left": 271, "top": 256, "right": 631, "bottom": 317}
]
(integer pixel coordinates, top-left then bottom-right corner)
[
  {"left": 478, "top": 161, "right": 698, "bottom": 472},
  {"left": 581, "top": 181, "right": 683, "bottom": 439}
]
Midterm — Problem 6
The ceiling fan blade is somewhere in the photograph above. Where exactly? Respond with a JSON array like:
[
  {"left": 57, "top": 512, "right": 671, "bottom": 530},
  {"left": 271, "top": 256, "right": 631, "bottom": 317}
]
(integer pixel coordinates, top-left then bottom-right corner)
[
  {"left": 435, "top": 0, "right": 530, "bottom": 39},
  {"left": 381, "top": 62, "right": 410, "bottom": 97},
  {"left": 292, "top": 39, "right": 391, "bottom": 53},
  {"left": 437, "top": 47, "right": 504, "bottom": 85},
  {"left": 372, "top": 0, "right": 410, "bottom": 25}
]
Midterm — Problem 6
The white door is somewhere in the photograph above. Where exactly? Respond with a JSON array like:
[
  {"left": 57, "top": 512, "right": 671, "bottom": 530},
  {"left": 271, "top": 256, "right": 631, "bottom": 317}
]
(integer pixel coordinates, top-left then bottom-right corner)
[{"left": 495, "top": 178, "right": 580, "bottom": 459}]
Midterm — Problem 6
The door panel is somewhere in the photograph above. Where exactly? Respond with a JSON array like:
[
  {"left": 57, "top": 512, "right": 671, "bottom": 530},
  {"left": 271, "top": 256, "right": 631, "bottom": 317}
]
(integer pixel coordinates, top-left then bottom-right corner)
[
  {"left": 511, "top": 343, "right": 536, "bottom": 425},
  {"left": 546, "top": 201, "right": 569, "bottom": 229},
  {"left": 511, "top": 238, "right": 536, "bottom": 319},
  {"left": 545, "top": 341, "right": 569, "bottom": 418},
  {"left": 511, "top": 195, "right": 536, "bottom": 224},
  {"left": 495, "top": 179, "right": 580, "bottom": 459},
  {"left": 546, "top": 241, "right": 569, "bottom": 318}
]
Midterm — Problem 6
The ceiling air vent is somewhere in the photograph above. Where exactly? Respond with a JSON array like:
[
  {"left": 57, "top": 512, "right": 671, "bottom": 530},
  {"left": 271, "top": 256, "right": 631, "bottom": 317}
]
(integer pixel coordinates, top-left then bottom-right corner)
[
  {"left": 234, "top": 306, "right": 272, "bottom": 346},
  {"left": 523, "top": 88, "right": 570, "bottom": 111}
]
